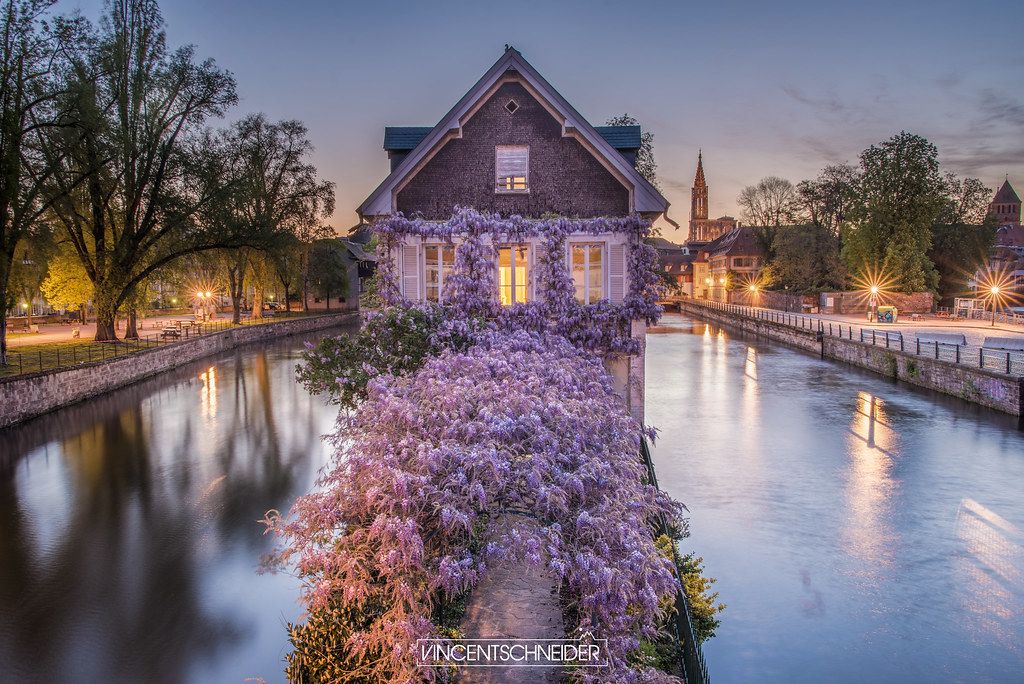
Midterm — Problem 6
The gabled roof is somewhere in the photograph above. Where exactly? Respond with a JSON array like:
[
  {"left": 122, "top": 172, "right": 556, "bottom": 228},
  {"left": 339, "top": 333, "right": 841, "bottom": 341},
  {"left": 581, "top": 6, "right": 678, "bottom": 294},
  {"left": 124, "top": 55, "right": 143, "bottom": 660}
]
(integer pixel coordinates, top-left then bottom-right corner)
[
  {"left": 383, "top": 125, "right": 641, "bottom": 152},
  {"left": 359, "top": 47, "right": 668, "bottom": 218},
  {"left": 704, "top": 227, "right": 765, "bottom": 258},
  {"left": 994, "top": 179, "right": 1020, "bottom": 204}
]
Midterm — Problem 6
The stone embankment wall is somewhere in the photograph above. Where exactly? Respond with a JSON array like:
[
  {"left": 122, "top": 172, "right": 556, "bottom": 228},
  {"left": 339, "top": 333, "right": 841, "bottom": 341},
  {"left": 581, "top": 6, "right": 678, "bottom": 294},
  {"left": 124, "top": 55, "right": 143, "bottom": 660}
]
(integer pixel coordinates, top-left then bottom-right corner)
[
  {"left": 679, "top": 301, "right": 1023, "bottom": 416},
  {"left": 0, "top": 312, "right": 358, "bottom": 429}
]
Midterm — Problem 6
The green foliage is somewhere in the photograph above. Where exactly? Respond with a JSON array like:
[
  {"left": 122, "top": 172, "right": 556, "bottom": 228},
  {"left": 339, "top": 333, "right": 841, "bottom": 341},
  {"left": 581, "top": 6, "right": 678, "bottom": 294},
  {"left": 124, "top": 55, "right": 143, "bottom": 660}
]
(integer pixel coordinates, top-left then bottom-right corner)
[
  {"left": 40, "top": 251, "right": 92, "bottom": 311},
  {"left": 358, "top": 271, "right": 384, "bottom": 310},
  {"left": 296, "top": 305, "right": 477, "bottom": 409},
  {"left": 606, "top": 114, "right": 658, "bottom": 189},
  {"left": 677, "top": 552, "right": 726, "bottom": 644},
  {"left": 307, "top": 239, "right": 349, "bottom": 304},
  {"left": 284, "top": 603, "right": 379, "bottom": 684},
  {"left": 655, "top": 534, "right": 725, "bottom": 645},
  {"left": 770, "top": 224, "right": 846, "bottom": 292},
  {"left": 842, "top": 132, "right": 944, "bottom": 293},
  {"left": 929, "top": 222, "right": 995, "bottom": 303}
]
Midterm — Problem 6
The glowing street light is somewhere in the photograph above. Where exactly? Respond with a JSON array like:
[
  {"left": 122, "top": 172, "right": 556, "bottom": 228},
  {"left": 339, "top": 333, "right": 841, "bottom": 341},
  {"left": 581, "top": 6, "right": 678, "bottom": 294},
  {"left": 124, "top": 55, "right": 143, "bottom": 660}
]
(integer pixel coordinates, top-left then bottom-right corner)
[{"left": 989, "top": 285, "right": 1001, "bottom": 326}]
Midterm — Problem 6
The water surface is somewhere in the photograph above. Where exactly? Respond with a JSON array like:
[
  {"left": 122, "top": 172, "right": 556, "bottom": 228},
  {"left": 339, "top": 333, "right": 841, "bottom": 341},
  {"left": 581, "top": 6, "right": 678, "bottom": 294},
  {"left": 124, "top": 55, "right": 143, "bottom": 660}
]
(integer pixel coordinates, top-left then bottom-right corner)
[
  {"left": 647, "top": 314, "right": 1024, "bottom": 683},
  {"left": 0, "top": 326, "right": 354, "bottom": 683}
]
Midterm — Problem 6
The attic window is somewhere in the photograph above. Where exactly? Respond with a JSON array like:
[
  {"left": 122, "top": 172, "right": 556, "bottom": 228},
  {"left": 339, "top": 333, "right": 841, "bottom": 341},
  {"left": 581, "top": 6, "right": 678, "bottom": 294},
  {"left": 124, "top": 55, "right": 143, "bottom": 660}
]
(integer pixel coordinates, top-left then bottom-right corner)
[
  {"left": 495, "top": 145, "right": 528, "bottom": 193},
  {"left": 504, "top": 99, "right": 519, "bottom": 114}
]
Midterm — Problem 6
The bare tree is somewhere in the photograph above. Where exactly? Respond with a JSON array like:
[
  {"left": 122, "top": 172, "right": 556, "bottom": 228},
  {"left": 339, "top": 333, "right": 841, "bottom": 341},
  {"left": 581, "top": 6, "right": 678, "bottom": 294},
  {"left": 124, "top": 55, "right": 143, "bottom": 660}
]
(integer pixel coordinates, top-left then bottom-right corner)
[
  {"left": 0, "top": 0, "right": 80, "bottom": 362},
  {"left": 796, "top": 164, "right": 859, "bottom": 235},
  {"left": 738, "top": 176, "right": 801, "bottom": 259}
]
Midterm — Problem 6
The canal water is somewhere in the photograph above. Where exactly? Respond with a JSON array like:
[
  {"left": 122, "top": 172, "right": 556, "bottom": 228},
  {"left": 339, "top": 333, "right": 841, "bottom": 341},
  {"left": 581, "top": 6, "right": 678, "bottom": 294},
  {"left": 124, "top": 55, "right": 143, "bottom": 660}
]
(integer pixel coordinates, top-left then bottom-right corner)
[
  {"left": 648, "top": 314, "right": 1024, "bottom": 683},
  {"left": 3, "top": 315, "right": 1022, "bottom": 683},
  {"left": 0, "top": 325, "right": 355, "bottom": 683}
]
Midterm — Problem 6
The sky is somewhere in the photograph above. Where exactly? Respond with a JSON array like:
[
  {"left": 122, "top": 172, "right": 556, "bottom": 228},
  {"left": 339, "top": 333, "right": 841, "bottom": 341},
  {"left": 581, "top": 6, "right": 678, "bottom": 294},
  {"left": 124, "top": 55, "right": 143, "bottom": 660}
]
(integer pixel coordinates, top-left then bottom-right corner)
[{"left": 56, "top": 0, "right": 1024, "bottom": 241}]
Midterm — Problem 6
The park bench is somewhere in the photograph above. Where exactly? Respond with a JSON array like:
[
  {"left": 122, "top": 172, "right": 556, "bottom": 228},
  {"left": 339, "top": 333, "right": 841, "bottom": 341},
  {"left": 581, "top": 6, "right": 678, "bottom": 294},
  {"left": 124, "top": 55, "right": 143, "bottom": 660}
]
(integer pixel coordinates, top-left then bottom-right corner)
[
  {"left": 160, "top": 327, "right": 181, "bottom": 339},
  {"left": 982, "top": 337, "right": 1024, "bottom": 352}
]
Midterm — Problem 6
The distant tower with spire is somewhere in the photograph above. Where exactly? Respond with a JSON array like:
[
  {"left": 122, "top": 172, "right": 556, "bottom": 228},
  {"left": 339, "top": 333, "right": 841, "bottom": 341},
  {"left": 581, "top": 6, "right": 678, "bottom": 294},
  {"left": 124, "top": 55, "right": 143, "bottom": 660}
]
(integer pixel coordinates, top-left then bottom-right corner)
[
  {"left": 691, "top": 150, "right": 708, "bottom": 224},
  {"left": 990, "top": 177, "right": 1021, "bottom": 227},
  {"left": 687, "top": 151, "right": 736, "bottom": 244}
]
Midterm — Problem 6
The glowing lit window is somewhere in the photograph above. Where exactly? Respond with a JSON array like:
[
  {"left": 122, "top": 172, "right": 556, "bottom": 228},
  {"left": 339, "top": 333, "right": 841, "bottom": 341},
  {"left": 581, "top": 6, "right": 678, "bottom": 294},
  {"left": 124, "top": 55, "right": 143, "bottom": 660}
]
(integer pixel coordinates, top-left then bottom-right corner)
[
  {"left": 495, "top": 145, "right": 528, "bottom": 193},
  {"left": 498, "top": 244, "right": 530, "bottom": 305},
  {"left": 424, "top": 244, "right": 456, "bottom": 302},
  {"left": 571, "top": 243, "right": 604, "bottom": 303}
]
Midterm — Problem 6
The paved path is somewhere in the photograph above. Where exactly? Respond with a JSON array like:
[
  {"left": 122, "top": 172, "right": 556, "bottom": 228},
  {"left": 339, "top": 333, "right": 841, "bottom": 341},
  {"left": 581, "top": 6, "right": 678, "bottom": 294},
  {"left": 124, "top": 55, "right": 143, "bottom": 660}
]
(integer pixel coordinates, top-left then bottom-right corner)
[{"left": 459, "top": 516, "right": 565, "bottom": 684}]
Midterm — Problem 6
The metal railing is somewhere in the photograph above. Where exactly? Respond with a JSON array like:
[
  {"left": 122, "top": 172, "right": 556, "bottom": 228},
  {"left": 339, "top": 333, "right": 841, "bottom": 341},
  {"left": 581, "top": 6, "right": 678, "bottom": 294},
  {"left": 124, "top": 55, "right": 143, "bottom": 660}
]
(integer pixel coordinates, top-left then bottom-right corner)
[
  {"left": 686, "top": 299, "right": 1024, "bottom": 377},
  {"left": 640, "top": 435, "right": 711, "bottom": 684},
  {"left": 2, "top": 318, "right": 253, "bottom": 378}
]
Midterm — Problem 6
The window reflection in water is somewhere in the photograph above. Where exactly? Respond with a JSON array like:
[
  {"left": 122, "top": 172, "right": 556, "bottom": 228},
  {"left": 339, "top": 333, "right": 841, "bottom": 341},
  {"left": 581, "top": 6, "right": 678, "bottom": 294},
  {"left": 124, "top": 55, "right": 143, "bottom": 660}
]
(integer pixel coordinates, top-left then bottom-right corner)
[
  {"left": 955, "top": 498, "right": 1023, "bottom": 648},
  {"left": 200, "top": 365, "right": 217, "bottom": 420},
  {"left": 844, "top": 391, "right": 897, "bottom": 569}
]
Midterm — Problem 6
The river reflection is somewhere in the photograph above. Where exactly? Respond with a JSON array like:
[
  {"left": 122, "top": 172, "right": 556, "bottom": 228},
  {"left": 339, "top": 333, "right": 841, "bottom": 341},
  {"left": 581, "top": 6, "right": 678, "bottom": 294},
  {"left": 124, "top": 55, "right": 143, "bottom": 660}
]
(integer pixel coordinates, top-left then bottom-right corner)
[
  {"left": 0, "top": 325, "right": 354, "bottom": 683},
  {"left": 647, "top": 315, "right": 1024, "bottom": 683}
]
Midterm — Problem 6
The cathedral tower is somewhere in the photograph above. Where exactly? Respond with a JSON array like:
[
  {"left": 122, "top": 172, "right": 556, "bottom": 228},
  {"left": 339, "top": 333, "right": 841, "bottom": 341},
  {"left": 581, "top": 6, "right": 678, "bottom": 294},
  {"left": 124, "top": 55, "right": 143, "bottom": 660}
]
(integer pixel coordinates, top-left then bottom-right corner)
[{"left": 691, "top": 151, "right": 708, "bottom": 224}]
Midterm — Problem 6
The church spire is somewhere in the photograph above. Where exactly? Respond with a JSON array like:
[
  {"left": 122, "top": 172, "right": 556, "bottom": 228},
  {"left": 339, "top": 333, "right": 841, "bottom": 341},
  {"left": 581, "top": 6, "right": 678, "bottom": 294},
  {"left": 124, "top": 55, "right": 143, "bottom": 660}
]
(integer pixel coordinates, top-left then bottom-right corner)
[{"left": 691, "top": 150, "right": 708, "bottom": 222}]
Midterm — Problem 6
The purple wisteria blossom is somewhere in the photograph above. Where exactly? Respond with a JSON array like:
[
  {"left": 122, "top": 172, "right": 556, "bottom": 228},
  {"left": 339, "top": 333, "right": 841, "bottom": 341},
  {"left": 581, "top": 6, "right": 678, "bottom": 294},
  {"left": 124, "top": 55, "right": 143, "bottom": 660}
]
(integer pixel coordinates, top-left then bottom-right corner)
[{"left": 270, "top": 330, "right": 684, "bottom": 682}]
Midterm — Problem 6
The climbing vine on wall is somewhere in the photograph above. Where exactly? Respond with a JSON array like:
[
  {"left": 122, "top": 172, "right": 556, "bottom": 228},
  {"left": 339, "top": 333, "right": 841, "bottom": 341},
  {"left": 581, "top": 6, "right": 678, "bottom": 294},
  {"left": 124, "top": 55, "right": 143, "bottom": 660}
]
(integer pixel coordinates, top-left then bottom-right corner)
[{"left": 374, "top": 207, "right": 664, "bottom": 354}]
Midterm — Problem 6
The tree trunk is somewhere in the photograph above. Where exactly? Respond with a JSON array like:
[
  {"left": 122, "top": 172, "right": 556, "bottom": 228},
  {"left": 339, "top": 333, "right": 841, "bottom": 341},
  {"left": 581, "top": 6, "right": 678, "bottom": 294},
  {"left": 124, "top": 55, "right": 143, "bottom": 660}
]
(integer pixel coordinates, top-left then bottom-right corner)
[
  {"left": 0, "top": 270, "right": 8, "bottom": 366},
  {"left": 251, "top": 282, "right": 264, "bottom": 320},
  {"left": 79, "top": 304, "right": 86, "bottom": 324},
  {"left": 93, "top": 288, "right": 119, "bottom": 341},
  {"left": 282, "top": 289, "right": 290, "bottom": 314},
  {"left": 227, "top": 260, "right": 244, "bottom": 325},
  {"left": 325, "top": 287, "right": 331, "bottom": 311},
  {"left": 125, "top": 307, "right": 139, "bottom": 339}
]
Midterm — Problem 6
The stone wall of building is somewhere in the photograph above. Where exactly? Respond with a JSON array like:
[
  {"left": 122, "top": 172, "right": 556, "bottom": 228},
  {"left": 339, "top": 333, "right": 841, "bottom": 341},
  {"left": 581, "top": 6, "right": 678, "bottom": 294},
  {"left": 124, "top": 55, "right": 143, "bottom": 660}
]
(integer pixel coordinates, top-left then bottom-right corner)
[
  {"left": 819, "top": 291, "right": 935, "bottom": 315},
  {"left": 396, "top": 80, "right": 630, "bottom": 219},
  {"left": 0, "top": 313, "right": 358, "bottom": 429},
  {"left": 679, "top": 301, "right": 1022, "bottom": 416}
]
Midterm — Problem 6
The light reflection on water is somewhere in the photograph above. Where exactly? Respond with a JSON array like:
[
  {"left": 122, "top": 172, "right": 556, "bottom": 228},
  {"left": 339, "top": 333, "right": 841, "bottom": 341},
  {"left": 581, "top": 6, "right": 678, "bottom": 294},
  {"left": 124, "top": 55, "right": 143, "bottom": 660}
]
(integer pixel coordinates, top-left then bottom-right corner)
[
  {"left": 0, "top": 325, "right": 354, "bottom": 683},
  {"left": 647, "top": 314, "right": 1024, "bottom": 683}
]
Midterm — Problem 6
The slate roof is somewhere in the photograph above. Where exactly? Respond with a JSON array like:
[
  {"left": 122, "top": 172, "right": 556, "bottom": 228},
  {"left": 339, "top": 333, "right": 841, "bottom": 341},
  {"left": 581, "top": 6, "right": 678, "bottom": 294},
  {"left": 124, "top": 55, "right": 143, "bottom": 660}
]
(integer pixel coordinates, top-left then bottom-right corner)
[
  {"left": 994, "top": 179, "right": 1020, "bottom": 204},
  {"left": 383, "top": 125, "right": 642, "bottom": 151}
]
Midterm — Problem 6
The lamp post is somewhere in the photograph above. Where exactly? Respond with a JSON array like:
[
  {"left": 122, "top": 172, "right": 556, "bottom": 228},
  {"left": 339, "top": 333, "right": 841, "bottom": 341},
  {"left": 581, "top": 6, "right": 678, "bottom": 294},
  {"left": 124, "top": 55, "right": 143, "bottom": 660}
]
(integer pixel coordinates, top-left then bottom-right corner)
[
  {"left": 868, "top": 285, "right": 879, "bottom": 322},
  {"left": 990, "top": 285, "right": 1000, "bottom": 326}
]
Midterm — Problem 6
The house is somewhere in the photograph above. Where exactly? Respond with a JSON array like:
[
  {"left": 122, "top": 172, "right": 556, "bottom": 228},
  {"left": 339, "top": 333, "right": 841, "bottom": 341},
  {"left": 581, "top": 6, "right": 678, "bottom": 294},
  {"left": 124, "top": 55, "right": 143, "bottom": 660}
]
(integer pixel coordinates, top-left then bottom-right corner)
[
  {"left": 690, "top": 227, "right": 766, "bottom": 302},
  {"left": 305, "top": 238, "right": 377, "bottom": 312},
  {"left": 357, "top": 47, "right": 671, "bottom": 419}
]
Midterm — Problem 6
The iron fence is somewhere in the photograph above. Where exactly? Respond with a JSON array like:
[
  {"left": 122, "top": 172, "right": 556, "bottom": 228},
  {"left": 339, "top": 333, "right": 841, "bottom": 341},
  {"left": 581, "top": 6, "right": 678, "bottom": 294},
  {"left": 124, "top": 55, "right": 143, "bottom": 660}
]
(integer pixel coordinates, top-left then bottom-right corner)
[
  {"left": 640, "top": 435, "right": 711, "bottom": 684},
  {"left": 0, "top": 317, "right": 282, "bottom": 379},
  {"left": 687, "top": 299, "right": 1024, "bottom": 377}
]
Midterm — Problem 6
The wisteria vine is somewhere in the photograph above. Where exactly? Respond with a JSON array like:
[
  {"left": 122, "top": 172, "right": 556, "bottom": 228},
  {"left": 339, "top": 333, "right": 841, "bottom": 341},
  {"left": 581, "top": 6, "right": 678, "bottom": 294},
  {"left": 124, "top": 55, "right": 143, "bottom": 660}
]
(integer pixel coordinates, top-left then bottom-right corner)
[
  {"left": 271, "top": 331, "right": 685, "bottom": 683},
  {"left": 374, "top": 207, "right": 665, "bottom": 354}
]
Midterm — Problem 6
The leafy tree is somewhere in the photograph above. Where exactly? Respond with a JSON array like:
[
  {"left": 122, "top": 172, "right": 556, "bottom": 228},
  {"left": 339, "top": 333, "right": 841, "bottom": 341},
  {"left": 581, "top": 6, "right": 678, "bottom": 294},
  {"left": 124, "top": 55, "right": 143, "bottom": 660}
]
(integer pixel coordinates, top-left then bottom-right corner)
[
  {"left": 7, "top": 224, "right": 57, "bottom": 324},
  {"left": 796, "top": 164, "right": 859, "bottom": 236},
  {"left": 770, "top": 223, "right": 846, "bottom": 292},
  {"left": 605, "top": 114, "right": 658, "bottom": 188},
  {"left": 40, "top": 0, "right": 239, "bottom": 341},
  {"left": 306, "top": 238, "right": 348, "bottom": 309},
  {"left": 40, "top": 248, "right": 91, "bottom": 319},
  {"left": 199, "top": 114, "right": 334, "bottom": 321},
  {"left": 929, "top": 174, "right": 995, "bottom": 303},
  {"left": 842, "top": 132, "right": 945, "bottom": 293}
]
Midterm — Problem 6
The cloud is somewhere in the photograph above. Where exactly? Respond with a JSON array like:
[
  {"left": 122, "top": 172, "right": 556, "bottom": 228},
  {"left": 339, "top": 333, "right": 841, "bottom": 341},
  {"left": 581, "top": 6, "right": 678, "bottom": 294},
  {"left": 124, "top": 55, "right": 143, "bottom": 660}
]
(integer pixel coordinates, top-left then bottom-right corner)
[{"left": 976, "top": 90, "right": 1024, "bottom": 130}]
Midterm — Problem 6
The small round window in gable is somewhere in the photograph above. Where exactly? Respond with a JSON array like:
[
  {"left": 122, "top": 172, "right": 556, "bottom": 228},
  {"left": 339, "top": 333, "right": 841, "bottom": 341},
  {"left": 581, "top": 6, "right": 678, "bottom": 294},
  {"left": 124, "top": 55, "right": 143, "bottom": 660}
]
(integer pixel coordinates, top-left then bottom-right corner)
[{"left": 505, "top": 99, "right": 519, "bottom": 114}]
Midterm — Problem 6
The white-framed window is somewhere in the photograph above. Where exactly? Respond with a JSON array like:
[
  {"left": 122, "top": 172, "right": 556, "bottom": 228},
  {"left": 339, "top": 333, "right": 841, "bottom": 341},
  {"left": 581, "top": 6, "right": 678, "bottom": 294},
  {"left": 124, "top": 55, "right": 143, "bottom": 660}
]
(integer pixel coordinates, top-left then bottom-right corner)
[
  {"left": 571, "top": 242, "right": 605, "bottom": 303},
  {"left": 424, "top": 243, "right": 456, "bottom": 302},
  {"left": 495, "top": 145, "right": 528, "bottom": 193},
  {"left": 498, "top": 244, "right": 530, "bottom": 304}
]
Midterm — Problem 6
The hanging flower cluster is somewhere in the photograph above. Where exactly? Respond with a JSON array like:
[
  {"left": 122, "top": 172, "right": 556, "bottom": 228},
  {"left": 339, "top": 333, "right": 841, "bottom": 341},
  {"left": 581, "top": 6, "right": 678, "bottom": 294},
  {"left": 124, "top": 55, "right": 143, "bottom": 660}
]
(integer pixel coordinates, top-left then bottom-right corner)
[
  {"left": 270, "top": 330, "right": 684, "bottom": 683},
  {"left": 374, "top": 208, "right": 664, "bottom": 354}
]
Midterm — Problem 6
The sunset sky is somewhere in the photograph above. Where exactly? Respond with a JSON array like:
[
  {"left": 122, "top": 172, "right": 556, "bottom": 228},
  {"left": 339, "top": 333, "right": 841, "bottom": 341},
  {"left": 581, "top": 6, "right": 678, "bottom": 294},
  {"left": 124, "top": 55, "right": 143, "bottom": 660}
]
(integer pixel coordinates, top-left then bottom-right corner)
[{"left": 58, "top": 0, "right": 1024, "bottom": 240}]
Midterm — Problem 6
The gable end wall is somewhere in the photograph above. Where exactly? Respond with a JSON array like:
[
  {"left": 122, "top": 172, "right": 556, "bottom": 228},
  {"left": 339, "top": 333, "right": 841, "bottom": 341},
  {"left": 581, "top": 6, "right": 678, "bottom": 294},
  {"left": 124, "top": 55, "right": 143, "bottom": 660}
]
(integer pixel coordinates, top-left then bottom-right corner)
[{"left": 395, "top": 81, "right": 630, "bottom": 219}]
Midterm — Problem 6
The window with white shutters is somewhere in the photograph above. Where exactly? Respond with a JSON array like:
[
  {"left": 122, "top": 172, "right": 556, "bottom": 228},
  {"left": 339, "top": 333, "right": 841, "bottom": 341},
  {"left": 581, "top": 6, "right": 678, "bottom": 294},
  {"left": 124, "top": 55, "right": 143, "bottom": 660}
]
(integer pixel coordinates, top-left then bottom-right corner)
[
  {"left": 571, "top": 243, "right": 605, "bottom": 304},
  {"left": 401, "top": 244, "right": 420, "bottom": 300},
  {"left": 495, "top": 145, "right": 528, "bottom": 193},
  {"left": 609, "top": 243, "right": 626, "bottom": 303}
]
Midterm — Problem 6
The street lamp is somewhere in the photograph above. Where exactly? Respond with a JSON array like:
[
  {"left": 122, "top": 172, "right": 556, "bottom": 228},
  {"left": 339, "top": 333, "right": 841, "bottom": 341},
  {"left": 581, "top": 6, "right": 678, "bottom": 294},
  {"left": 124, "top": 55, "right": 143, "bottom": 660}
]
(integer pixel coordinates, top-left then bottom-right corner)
[
  {"left": 990, "top": 285, "right": 1000, "bottom": 326},
  {"left": 868, "top": 285, "right": 879, "bottom": 322}
]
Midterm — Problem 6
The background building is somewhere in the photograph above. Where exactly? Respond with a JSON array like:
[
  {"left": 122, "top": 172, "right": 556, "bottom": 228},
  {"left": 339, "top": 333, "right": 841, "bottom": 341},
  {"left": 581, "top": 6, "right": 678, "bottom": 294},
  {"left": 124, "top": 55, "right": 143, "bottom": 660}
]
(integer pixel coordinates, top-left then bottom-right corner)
[{"left": 687, "top": 152, "right": 738, "bottom": 244}]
